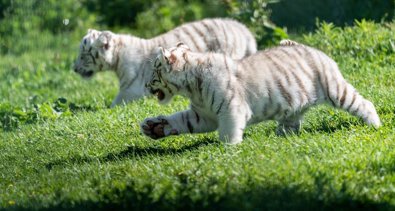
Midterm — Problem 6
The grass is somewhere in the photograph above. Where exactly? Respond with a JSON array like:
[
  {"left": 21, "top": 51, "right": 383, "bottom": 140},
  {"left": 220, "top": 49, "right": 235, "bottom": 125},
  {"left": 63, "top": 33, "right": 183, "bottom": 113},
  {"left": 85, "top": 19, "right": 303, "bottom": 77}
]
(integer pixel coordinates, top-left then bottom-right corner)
[{"left": 0, "top": 21, "right": 395, "bottom": 210}]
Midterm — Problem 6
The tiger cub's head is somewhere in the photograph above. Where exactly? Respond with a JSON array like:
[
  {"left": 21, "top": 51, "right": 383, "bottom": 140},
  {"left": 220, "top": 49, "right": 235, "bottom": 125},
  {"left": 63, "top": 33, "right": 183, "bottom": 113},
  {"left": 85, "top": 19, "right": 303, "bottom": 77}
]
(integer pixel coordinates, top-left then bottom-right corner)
[
  {"left": 73, "top": 29, "right": 117, "bottom": 78},
  {"left": 147, "top": 43, "right": 191, "bottom": 104}
]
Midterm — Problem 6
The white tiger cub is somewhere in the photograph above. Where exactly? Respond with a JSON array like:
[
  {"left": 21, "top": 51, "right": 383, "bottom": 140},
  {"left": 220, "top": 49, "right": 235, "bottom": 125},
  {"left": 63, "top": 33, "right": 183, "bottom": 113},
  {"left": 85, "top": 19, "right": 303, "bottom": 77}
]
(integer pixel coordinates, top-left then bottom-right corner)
[
  {"left": 140, "top": 42, "right": 381, "bottom": 144},
  {"left": 73, "top": 18, "right": 257, "bottom": 107}
]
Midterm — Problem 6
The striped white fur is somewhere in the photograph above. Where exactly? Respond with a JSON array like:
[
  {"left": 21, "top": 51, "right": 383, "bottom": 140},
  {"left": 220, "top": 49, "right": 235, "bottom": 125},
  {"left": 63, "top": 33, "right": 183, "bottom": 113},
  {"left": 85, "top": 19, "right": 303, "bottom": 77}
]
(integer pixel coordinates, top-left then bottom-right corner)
[
  {"left": 141, "top": 42, "right": 381, "bottom": 144},
  {"left": 73, "top": 18, "right": 257, "bottom": 107}
]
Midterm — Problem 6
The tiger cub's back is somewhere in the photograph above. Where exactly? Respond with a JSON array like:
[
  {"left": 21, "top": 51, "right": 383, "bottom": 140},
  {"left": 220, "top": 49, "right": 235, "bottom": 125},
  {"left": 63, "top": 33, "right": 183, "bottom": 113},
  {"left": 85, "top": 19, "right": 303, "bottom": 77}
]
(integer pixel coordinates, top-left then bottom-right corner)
[{"left": 156, "top": 18, "right": 257, "bottom": 60}]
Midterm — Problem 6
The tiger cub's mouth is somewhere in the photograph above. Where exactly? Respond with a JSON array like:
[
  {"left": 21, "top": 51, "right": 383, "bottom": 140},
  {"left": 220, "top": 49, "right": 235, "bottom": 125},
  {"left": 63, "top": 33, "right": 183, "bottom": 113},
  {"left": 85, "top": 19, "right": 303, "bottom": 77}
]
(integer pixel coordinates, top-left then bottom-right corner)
[{"left": 152, "top": 89, "right": 165, "bottom": 101}]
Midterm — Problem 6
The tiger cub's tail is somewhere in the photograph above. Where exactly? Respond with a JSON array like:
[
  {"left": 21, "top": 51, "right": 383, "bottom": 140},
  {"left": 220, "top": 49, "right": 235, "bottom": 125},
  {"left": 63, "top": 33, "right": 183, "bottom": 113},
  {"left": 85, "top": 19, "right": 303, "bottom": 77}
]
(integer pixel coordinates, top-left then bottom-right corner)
[{"left": 329, "top": 81, "right": 381, "bottom": 128}]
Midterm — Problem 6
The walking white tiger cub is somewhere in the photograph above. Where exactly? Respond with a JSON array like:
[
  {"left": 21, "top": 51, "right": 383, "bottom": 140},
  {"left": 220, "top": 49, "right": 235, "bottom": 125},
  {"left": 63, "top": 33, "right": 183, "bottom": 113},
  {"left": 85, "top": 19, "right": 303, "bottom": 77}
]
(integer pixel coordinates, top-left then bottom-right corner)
[
  {"left": 73, "top": 18, "right": 257, "bottom": 107},
  {"left": 141, "top": 42, "right": 381, "bottom": 144}
]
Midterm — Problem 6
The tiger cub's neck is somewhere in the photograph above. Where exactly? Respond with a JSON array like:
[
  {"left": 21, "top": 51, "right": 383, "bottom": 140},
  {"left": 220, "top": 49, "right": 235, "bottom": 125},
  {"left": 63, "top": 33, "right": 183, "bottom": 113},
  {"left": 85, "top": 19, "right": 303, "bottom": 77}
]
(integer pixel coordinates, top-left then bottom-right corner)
[
  {"left": 173, "top": 53, "right": 230, "bottom": 103},
  {"left": 111, "top": 35, "right": 159, "bottom": 79}
]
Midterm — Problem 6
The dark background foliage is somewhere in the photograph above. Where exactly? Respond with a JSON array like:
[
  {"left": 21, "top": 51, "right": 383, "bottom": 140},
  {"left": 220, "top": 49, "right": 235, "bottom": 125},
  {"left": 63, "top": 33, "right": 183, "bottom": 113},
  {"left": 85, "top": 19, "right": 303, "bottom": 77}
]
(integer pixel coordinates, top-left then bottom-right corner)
[
  {"left": 0, "top": 0, "right": 393, "bottom": 54},
  {"left": 269, "top": 0, "right": 394, "bottom": 31}
]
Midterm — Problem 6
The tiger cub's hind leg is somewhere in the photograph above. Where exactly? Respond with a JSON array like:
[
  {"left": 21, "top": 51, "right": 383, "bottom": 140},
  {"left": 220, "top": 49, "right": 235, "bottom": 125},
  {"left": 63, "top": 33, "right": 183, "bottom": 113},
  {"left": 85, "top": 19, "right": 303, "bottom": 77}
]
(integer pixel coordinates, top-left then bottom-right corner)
[{"left": 276, "top": 112, "right": 305, "bottom": 136}]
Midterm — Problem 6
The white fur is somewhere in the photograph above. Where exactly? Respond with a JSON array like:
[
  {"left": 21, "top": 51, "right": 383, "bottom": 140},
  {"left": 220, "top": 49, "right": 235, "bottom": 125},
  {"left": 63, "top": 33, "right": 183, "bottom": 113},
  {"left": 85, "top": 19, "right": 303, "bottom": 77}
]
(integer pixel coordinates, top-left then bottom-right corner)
[{"left": 141, "top": 42, "right": 381, "bottom": 144}]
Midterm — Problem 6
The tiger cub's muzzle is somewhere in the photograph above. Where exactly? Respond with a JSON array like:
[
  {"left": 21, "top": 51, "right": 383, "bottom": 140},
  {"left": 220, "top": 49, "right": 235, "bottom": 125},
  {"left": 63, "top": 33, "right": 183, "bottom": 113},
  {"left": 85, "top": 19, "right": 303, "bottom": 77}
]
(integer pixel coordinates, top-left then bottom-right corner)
[{"left": 146, "top": 82, "right": 166, "bottom": 101}]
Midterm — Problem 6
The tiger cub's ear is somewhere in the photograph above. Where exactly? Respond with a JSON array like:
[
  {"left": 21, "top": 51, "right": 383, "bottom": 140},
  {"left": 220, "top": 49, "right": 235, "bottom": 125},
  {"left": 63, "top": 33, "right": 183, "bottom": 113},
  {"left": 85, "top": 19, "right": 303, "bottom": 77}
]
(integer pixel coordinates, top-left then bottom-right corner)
[
  {"left": 88, "top": 28, "right": 99, "bottom": 34},
  {"left": 158, "top": 47, "right": 176, "bottom": 66},
  {"left": 279, "top": 39, "right": 299, "bottom": 46},
  {"left": 176, "top": 42, "right": 190, "bottom": 51},
  {"left": 86, "top": 29, "right": 101, "bottom": 40},
  {"left": 92, "top": 31, "right": 112, "bottom": 50}
]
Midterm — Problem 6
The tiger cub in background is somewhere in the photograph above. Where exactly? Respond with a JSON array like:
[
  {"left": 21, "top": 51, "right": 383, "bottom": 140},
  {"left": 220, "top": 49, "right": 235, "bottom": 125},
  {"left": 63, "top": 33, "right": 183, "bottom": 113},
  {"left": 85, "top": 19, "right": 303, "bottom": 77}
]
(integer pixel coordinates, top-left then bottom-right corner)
[
  {"left": 141, "top": 42, "right": 381, "bottom": 144},
  {"left": 73, "top": 18, "right": 257, "bottom": 107}
]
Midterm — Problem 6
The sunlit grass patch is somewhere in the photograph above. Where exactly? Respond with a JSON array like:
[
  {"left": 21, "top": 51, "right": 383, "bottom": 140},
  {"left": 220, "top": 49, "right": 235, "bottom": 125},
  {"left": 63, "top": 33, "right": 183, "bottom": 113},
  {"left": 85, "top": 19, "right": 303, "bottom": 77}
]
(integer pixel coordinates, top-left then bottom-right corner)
[{"left": 0, "top": 21, "right": 395, "bottom": 210}]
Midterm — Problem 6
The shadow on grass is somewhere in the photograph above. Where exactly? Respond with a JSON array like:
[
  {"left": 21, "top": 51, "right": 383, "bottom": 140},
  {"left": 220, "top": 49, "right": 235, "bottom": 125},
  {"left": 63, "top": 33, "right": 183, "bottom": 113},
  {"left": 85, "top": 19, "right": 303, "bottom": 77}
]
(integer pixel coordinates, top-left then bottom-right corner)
[
  {"left": 302, "top": 119, "right": 355, "bottom": 134},
  {"left": 68, "top": 103, "right": 100, "bottom": 113},
  {"left": 45, "top": 138, "right": 218, "bottom": 170},
  {"left": 10, "top": 182, "right": 394, "bottom": 211},
  {"left": 0, "top": 100, "right": 100, "bottom": 132}
]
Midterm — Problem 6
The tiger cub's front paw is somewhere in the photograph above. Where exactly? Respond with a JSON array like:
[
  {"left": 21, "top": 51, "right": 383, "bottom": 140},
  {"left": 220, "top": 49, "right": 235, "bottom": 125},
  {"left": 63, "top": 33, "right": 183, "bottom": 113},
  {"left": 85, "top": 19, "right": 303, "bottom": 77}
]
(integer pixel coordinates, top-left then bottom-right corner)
[{"left": 140, "top": 116, "right": 179, "bottom": 139}]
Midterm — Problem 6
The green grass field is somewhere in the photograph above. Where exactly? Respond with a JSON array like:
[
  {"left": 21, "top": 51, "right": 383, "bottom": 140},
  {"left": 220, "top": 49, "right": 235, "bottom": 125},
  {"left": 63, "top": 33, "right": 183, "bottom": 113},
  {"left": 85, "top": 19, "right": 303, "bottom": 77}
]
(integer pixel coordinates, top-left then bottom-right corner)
[{"left": 1, "top": 21, "right": 395, "bottom": 210}]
